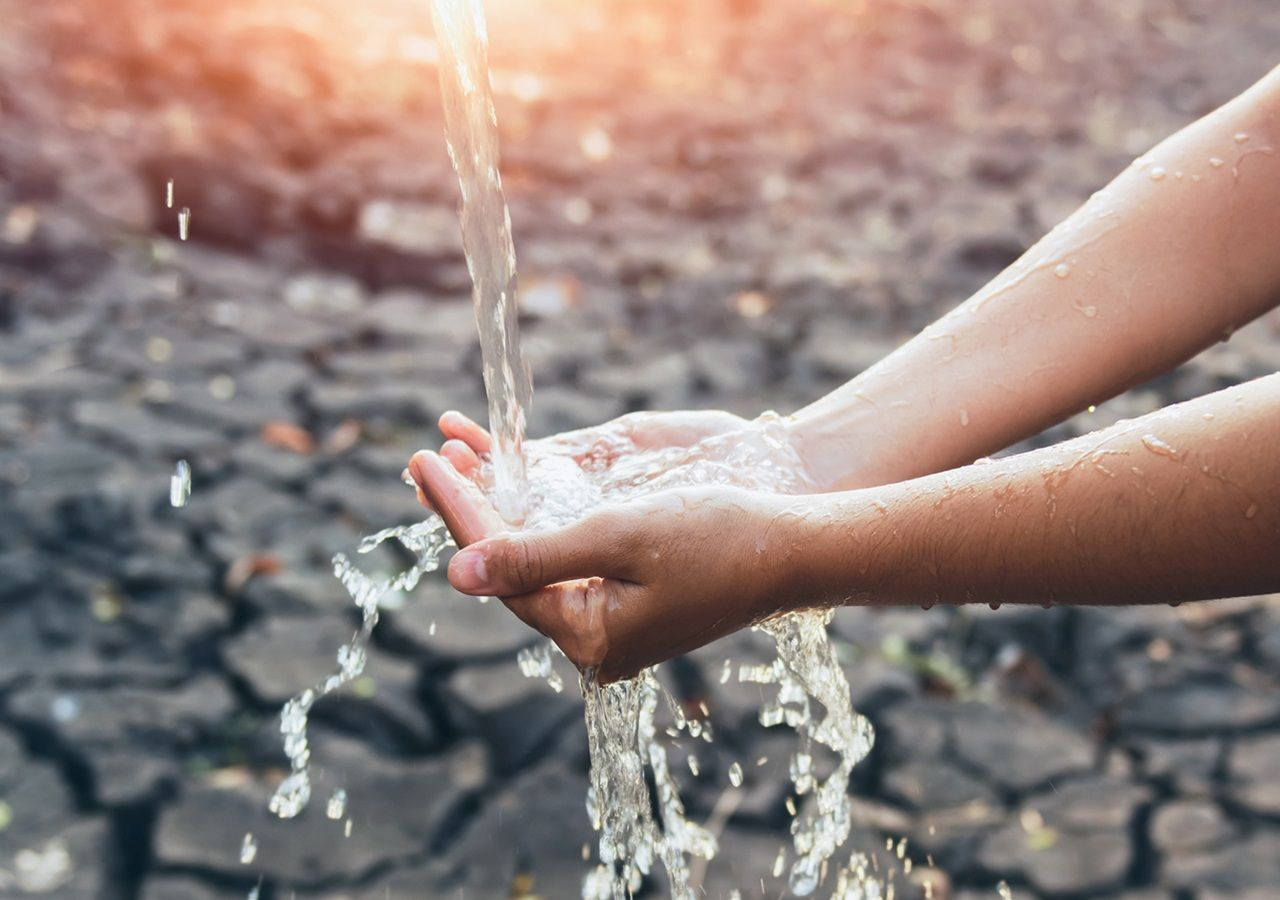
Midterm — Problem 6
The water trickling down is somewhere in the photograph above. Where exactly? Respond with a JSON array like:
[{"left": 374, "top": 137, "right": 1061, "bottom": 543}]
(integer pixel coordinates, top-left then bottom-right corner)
[
  {"left": 267, "top": 1, "right": 878, "bottom": 896},
  {"left": 429, "top": 0, "right": 531, "bottom": 523}
]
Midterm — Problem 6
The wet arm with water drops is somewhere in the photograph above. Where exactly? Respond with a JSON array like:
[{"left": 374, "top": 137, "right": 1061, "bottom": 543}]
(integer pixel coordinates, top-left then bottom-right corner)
[
  {"left": 794, "top": 373, "right": 1280, "bottom": 608},
  {"left": 787, "top": 65, "right": 1280, "bottom": 492}
]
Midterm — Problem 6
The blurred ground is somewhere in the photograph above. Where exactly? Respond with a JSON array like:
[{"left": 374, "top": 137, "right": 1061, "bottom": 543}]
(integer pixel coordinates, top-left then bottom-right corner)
[{"left": 1, "top": 0, "right": 1279, "bottom": 897}]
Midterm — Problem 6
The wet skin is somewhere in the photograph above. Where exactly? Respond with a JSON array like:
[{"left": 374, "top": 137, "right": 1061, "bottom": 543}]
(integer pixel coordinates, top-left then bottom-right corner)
[{"left": 410, "top": 65, "right": 1280, "bottom": 682}]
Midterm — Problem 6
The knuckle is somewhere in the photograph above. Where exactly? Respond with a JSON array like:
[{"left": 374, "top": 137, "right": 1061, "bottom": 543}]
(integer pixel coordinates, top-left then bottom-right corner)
[{"left": 508, "top": 538, "right": 544, "bottom": 588}]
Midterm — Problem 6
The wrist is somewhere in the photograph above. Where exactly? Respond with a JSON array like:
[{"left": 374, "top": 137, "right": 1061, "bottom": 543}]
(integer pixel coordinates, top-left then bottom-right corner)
[
  {"left": 755, "top": 491, "right": 878, "bottom": 614},
  {"left": 783, "top": 401, "right": 870, "bottom": 492}
]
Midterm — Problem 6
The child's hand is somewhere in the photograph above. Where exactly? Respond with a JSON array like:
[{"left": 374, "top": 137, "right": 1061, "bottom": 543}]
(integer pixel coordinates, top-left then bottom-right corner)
[{"left": 409, "top": 450, "right": 807, "bottom": 682}]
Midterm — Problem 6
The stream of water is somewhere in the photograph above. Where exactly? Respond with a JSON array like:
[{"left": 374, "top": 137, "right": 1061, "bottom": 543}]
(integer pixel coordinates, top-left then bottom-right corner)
[{"left": 267, "top": 1, "right": 881, "bottom": 895}]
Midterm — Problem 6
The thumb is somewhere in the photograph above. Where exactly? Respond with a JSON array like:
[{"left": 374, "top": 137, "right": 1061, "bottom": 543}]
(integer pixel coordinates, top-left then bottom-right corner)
[{"left": 448, "top": 521, "right": 619, "bottom": 597}]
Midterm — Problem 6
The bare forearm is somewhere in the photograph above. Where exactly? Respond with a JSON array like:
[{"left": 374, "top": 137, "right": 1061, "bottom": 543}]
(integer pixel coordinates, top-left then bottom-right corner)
[
  {"left": 794, "top": 374, "right": 1280, "bottom": 608},
  {"left": 790, "top": 66, "right": 1280, "bottom": 491}
]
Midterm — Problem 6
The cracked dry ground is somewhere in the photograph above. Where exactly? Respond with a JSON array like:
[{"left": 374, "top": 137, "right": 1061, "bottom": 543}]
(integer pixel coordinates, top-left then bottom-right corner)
[{"left": 1, "top": 0, "right": 1279, "bottom": 897}]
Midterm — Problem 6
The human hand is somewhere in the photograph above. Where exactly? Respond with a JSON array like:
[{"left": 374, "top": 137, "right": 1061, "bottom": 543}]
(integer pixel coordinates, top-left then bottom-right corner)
[
  {"left": 408, "top": 450, "right": 811, "bottom": 682},
  {"left": 413, "top": 408, "right": 817, "bottom": 514}
]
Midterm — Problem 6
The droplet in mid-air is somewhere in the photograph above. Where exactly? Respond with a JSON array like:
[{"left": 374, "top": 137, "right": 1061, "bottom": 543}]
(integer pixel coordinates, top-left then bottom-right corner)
[
  {"left": 326, "top": 788, "right": 348, "bottom": 820},
  {"left": 178, "top": 207, "right": 191, "bottom": 241},
  {"left": 165, "top": 178, "right": 174, "bottom": 209},
  {"left": 239, "top": 832, "right": 258, "bottom": 865},
  {"left": 728, "top": 762, "right": 744, "bottom": 787},
  {"left": 170, "top": 460, "right": 191, "bottom": 508}
]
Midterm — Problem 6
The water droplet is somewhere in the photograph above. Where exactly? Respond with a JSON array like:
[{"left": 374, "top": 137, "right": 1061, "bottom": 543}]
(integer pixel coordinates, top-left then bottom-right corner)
[
  {"left": 959, "top": 408, "right": 970, "bottom": 427},
  {"left": 772, "top": 846, "right": 787, "bottom": 877},
  {"left": 1209, "top": 156, "right": 1225, "bottom": 168},
  {"left": 429, "top": 620, "right": 437, "bottom": 636},
  {"left": 687, "top": 755, "right": 700, "bottom": 776},
  {"left": 1141, "top": 434, "right": 1179, "bottom": 460},
  {"left": 344, "top": 819, "right": 353, "bottom": 838},
  {"left": 177, "top": 207, "right": 191, "bottom": 241},
  {"left": 326, "top": 788, "right": 347, "bottom": 820},
  {"left": 1149, "top": 167, "right": 1167, "bottom": 181},
  {"left": 1234, "top": 132, "right": 1250, "bottom": 144},
  {"left": 1245, "top": 504, "right": 1259, "bottom": 519},
  {"left": 239, "top": 832, "right": 258, "bottom": 865},
  {"left": 997, "top": 880, "right": 1013, "bottom": 900},
  {"left": 1054, "top": 262, "right": 1070, "bottom": 279},
  {"left": 165, "top": 178, "right": 174, "bottom": 209},
  {"left": 1087, "top": 404, "right": 1096, "bottom": 413},
  {"left": 728, "top": 762, "right": 744, "bottom": 787},
  {"left": 170, "top": 460, "right": 191, "bottom": 508}
]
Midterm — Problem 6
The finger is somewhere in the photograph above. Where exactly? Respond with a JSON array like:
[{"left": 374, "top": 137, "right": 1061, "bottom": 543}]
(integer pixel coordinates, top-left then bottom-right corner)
[
  {"left": 447, "top": 517, "right": 629, "bottom": 597},
  {"left": 404, "top": 464, "right": 436, "bottom": 512},
  {"left": 439, "top": 411, "right": 492, "bottom": 455},
  {"left": 409, "top": 450, "right": 505, "bottom": 547},
  {"left": 413, "top": 482, "right": 432, "bottom": 510},
  {"left": 440, "top": 438, "right": 481, "bottom": 477}
]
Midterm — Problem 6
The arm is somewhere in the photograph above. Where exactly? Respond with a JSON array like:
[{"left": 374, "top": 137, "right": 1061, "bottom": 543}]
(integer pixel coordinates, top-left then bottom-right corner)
[
  {"left": 788, "top": 65, "right": 1280, "bottom": 491},
  {"left": 798, "top": 373, "right": 1280, "bottom": 609}
]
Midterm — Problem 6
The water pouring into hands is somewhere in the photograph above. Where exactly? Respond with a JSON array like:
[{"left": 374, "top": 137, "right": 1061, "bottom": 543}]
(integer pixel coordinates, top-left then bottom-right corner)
[{"left": 409, "top": 409, "right": 823, "bottom": 682}]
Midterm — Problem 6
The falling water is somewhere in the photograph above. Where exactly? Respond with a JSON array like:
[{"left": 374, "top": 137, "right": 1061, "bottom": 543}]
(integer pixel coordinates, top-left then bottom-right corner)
[
  {"left": 429, "top": 0, "right": 531, "bottom": 524},
  {"left": 268, "top": 0, "right": 878, "bottom": 895}
]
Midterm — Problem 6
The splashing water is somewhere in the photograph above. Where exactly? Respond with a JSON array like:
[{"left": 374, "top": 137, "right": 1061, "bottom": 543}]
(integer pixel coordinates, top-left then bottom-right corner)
[
  {"left": 268, "top": 0, "right": 878, "bottom": 896},
  {"left": 267, "top": 521, "right": 452, "bottom": 819}
]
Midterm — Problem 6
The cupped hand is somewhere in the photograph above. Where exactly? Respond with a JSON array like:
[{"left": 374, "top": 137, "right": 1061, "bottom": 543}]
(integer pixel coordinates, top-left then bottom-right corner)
[
  {"left": 408, "top": 449, "right": 813, "bottom": 682},
  {"left": 413, "top": 408, "right": 817, "bottom": 511}
]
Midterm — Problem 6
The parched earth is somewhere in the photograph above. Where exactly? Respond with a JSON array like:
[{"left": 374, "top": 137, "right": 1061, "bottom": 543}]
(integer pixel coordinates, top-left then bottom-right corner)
[{"left": 1, "top": 0, "right": 1279, "bottom": 897}]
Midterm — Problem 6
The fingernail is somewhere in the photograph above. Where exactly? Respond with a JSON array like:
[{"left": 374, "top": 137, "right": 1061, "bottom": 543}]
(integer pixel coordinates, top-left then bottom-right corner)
[{"left": 450, "top": 547, "right": 489, "bottom": 593}]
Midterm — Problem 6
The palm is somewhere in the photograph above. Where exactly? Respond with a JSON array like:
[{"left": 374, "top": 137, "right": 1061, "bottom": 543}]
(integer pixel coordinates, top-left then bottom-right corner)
[{"left": 430, "top": 408, "right": 752, "bottom": 491}]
